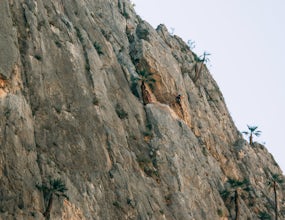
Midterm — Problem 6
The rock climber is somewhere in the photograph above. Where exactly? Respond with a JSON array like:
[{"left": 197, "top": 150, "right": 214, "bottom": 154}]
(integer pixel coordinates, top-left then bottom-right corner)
[{"left": 176, "top": 94, "right": 182, "bottom": 104}]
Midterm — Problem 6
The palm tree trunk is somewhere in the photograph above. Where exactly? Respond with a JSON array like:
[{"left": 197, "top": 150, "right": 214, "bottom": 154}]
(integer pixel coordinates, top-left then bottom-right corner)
[
  {"left": 141, "top": 82, "right": 146, "bottom": 104},
  {"left": 141, "top": 81, "right": 151, "bottom": 105},
  {"left": 249, "top": 134, "right": 253, "bottom": 145},
  {"left": 43, "top": 193, "right": 53, "bottom": 219},
  {"left": 178, "top": 103, "right": 184, "bottom": 119},
  {"left": 274, "top": 181, "right": 278, "bottom": 220},
  {"left": 193, "top": 62, "right": 203, "bottom": 82},
  {"left": 235, "top": 189, "right": 240, "bottom": 220}
]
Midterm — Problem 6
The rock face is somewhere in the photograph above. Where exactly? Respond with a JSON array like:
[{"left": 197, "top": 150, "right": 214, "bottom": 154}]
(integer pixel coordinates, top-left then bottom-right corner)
[{"left": 0, "top": 0, "right": 284, "bottom": 219}]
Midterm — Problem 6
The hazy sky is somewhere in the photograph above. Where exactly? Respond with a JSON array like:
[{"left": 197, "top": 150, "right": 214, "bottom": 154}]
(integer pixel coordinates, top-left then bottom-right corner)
[{"left": 132, "top": 0, "right": 285, "bottom": 173}]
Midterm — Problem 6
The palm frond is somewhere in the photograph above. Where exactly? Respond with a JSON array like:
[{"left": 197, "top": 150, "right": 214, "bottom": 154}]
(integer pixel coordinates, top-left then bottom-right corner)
[
  {"left": 131, "top": 75, "right": 140, "bottom": 83},
  {"left": 272, "top": 174, "right": 284, "bottom": 184},
  {"left": 199, "top": 51, "right": 211, "bottom": 63},
  {"left": 204, "top": 58, "right": 210, "bottom": 64},
  {"left": 247, "top": 125, "right": 258, "bottom": 132},
  {"left": 254, "top": 130, "right": 261, "bottom": 137},
  {"left": 147, "top": 78, "right": 156, "bottom": 83},
  {"left": 203, "top": 51, "right": 211, "bottom": 56},
  {"left": 242, "top": 131, "right": 249, "bottom": 135},
  {"left": 220, "top": 189, "right": 232, "bottom": 199},
  {"left": 228, "top": 178, "right": 246, "bottom": 188},
  {"left": 137, "top": 70, "right": 156, "bottom": 89},
  {"left": 193, "top": 53, "right": 202, "bottom": 62},
  {"left": 258, "top": 211, "right": 271, "bottom": 220},
  {"left": 50, "top": 178, "right": 68, "bottom": 193},
  {"left": 138, "top": 70, "right": 148, "bottom": 77},
  {"left": 267, "top": 180, "right": 273, "bottom": 187}
]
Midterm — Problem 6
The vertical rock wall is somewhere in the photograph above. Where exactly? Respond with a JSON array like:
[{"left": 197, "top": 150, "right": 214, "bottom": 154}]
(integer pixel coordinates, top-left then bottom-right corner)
[{"left": 0, "top": 0, "right": 284, "bottom": 219}]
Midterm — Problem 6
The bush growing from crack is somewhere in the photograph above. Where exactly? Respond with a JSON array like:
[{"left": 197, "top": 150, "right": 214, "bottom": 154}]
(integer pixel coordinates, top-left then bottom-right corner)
[
  {"left": 93, "top": 41, "right": 104, "bottom": 55},
  {"left": 115, "top": 104, "right": 128, "bottom": 119},
  {"left": 217, "top": 209, "right": 224, "bottom": 217},
  {"left": 75, "top": 26, "right": 84, "bottom": 43},
  {"left": 137, "top": 155, "right": 159, "bottom": 179},
  {"left": 112, "top": 201, "right": 122, "bottom": 208},
  {"left": 54, "top": 40, "right": 62, "bottom": 48},
  {"left": 34, "top": 54, "right": 42, "bottom": 61}
]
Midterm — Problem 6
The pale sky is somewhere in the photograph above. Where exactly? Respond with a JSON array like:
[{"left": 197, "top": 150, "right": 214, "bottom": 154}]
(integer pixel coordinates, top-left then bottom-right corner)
[{"left": 132, "top": 0, "right": 285, "bottom": 173}]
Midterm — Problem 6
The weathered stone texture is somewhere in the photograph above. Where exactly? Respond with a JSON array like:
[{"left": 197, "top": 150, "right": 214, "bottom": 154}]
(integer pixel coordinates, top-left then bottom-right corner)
[{"left": 0, "top": 0, "right": 284, "bottom": 219}]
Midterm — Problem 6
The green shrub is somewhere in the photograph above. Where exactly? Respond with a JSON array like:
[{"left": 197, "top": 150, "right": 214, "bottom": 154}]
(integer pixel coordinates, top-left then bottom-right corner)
[
  {"left": 37, "top": 20, "right": 46, "bottom": 31},
  {"left": 146, "top": 122, "right": 152, "bottom": 130},
  {"left": 123, "top": 12, "right": 130, "bottom": 19},
  {"left": 93, "top": 41, "right": 104, "bottom": 55},
  {"left": 112, "top": 201, "right": 121, "bottom": 208},
  {"left": 165, "top": 194, "right": 172, "bottom": 206},
  {"left": 101, "top": 29, "right": 111, "bottom": 40},
  {"left": 85, "top": 63, "right": 90, "bottom": 72},
  {"left": 202, "top": 147, "right": 208, "bottom": 156},
  {"left": 136, "top": 28, "right": 150, "bottom": 40},
  {"left": 137, "top": 155, "right": 159, "bottom": 178},
  {"left": 34, "top": 54, "right": 42, "bottom": 61},
  {"left": 55, "top": 40, "right": 62, "bottom": 48},
  {"left": 217, "top": 209, "right": 223, "bottom": 217},
  {"left": 75, "top": 26, "right": 84, "bottom": 43},
  {"left": 258, "top": 211, "right": 271, "bottom": 220},
  {"left": 137, "top": 155, "right": 151, "bottom": 164},
  {"left": 115, "top": 104, "right": 128, "bottom": 119},
  {"left": 130, "top": 75, "right": 140, "bottom": 98},
  {"left": 92, "top": 96, "right": 99, "bottom": 105}
]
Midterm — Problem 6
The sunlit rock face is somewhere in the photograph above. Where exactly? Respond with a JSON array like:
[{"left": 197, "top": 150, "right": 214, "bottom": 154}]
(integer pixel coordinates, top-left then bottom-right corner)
[{"left": 0, "top": 0, "right": 284, "bottom": 219}]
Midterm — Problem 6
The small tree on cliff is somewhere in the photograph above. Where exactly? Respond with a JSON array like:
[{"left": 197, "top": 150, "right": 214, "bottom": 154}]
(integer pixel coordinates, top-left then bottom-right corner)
[
  {"left": 132, "top": 70, "right": 156, "bottom": 105},
  {"left": 242, "top": 125, "right": 261, "bottom": 145},
  {"left": 193, "top": 51, "right": 210, "bottom": 82},
  {"left": 267, "top": 173, "right": 284, "bottom": 220},
  {"left": 37, "top": 178, "right": 68, "bottom": 219},
  {"left": 221, "top": 178, "right": 251, "bottom": 220}
]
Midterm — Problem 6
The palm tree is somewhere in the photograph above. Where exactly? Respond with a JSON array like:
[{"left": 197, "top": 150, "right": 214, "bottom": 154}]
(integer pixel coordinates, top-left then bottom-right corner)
[
  {"left": 132, "top": 70, "right": 156, "bottom": 105},
  {"left": 37, "top": 178, "right": 68, "bottom": 219},
  {"left": 258, "top": 211, "right": 271, "bottom": 220},
  {"left": 221, "top": 178, "right": 251, "bottom": 220},
  {"left": 242, "top": 125, "right": 261, "bottom": 145},
  {"left": 268, "top": 173, "right": 284, "bottom": 220},
  {"left": 193, "top": 51, "right": 210, "bottom": 82}
]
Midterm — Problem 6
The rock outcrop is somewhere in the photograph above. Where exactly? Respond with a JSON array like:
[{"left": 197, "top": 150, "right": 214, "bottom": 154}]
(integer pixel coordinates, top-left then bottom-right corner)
[{"left": 0, "top": 0, "right": 284, "bottom": 219}]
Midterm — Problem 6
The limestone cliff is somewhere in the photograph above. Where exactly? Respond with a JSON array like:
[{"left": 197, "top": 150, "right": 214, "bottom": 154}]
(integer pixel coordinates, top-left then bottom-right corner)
[{"left": 0, "top": 0, "right": 284, "bottom": 219}]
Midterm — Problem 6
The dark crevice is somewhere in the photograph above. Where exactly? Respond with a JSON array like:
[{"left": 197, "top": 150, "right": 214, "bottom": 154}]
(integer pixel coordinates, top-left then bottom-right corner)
[
  {"left": 75, "top": 26, "right": 94, "bottom": 90},
  {"left": 10, "top": 3, "right": 43, "bottom": 116},
  {"left": 12, "top": 4, "right": 30, "bottom": 94}
]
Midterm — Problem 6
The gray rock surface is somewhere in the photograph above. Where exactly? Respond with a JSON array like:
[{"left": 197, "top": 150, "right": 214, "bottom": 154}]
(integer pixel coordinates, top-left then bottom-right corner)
[{"left": 0, "top": 0, "right": 284, "bottom": 219}]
